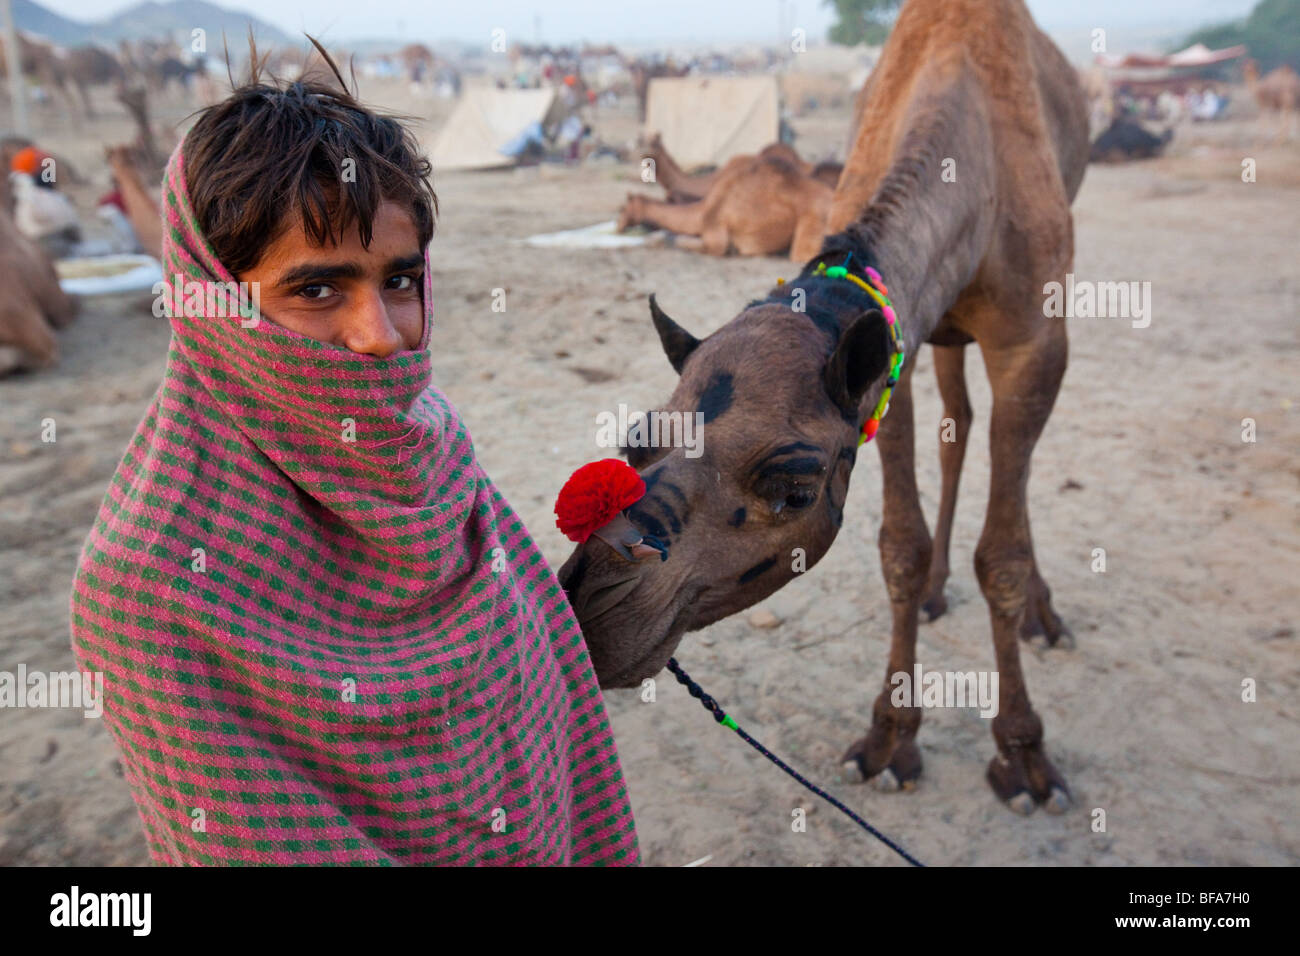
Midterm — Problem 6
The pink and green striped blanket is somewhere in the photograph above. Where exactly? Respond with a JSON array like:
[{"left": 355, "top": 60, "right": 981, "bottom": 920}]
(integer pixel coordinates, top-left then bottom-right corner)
[{"left": 68, "top": 142, "right": 639, "bottom": 865}]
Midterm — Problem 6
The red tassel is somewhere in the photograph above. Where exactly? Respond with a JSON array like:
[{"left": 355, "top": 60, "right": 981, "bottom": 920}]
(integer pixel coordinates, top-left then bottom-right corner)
[{"left": 554, "top": 458, "right": 647, "bottom": 543}]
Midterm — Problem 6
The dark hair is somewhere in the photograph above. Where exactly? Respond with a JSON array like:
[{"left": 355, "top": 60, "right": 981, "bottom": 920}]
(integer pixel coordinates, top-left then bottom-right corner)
[{"left": 183, "top": 38, "right": 438, "bottom": 276}]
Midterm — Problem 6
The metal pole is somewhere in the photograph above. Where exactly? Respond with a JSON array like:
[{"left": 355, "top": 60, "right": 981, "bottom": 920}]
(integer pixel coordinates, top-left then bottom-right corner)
[{"left": 1, "top": 0, "right": 30, "bottom": 136}]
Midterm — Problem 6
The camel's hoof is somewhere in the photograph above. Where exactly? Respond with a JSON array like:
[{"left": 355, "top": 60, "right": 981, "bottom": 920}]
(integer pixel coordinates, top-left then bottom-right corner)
[
  {"left": 1007, "top": 791, "right": 1038, "bottom": 816},
  {"left": 868, "top": 767, "right": 901, "bottom": 793},
  {"left": 1049, "top": 626, "right": 1077, "bottom": 651},
  {"left": 1044, "top": 786, "right": 1072, "bottom": 814},
  {"left": 921, "top": 593, "right": 948, "bottom": 622},
  {"left": 840, "top": 759, "right": 865, "bottom": 784}
]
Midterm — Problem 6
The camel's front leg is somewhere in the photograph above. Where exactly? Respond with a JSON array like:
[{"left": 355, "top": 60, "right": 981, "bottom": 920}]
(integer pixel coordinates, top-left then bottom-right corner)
[
  {"left": 922, "top": 341, "right": 972, "bottom": 620},
  {"left": 976, "top": 322, "right": 1071, "bottom": 814},
  {"left": 617, "top": 193, "right": 707, "bottom": 237},
  {"left": 841, "top": 366, "right": 931, "bottom": 791}
]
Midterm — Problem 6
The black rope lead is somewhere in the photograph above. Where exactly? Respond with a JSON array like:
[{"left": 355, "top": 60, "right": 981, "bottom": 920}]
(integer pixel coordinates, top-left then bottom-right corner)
[{"left": 666, "top": 657, "right": 925, "bottom": 867}]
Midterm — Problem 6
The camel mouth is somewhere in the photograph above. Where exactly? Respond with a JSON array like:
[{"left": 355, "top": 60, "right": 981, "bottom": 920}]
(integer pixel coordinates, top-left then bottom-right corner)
[
  {"left": 591, "top": 586, "right": 705, "bottom": 689},
  {"left": 600, "top": 622, "right": 685, "bottom": 689}
]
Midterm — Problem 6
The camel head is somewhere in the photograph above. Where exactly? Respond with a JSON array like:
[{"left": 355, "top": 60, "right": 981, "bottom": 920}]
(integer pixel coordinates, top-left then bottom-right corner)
[{"left": 558, "top": 284, "right": 894, "bottom": 687}]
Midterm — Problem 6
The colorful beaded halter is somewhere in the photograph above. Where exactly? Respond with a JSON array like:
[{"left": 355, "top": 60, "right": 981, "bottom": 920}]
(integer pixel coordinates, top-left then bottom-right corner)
[{"left": 779, "top": 257, "right": 905, "bottom": 446}]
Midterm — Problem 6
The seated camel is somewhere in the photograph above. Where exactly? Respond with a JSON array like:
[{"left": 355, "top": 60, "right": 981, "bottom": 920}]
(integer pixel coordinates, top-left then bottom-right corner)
[
  {"left": 618, "top": 145, "right": 834, "bottom": 262},
  {"left": 0, "top": 172, "right": 78, "bottom": 374},
  {"left": 644, "top": 133, "right": 843, "bottom": 202}
]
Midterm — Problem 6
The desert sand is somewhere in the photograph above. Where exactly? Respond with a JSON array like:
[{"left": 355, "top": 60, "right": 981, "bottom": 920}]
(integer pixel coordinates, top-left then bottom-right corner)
[{"left": 1, "top": 80, "right": 1297, "bottom": 865}]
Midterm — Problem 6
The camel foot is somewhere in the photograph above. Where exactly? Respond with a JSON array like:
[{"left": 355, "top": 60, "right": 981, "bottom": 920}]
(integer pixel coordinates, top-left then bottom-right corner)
[
  {"left": 840, "top": 731, "right": 922, "bottom": 792},
  {"left": 1019, "top": 573, "right": 1072, "bottom": 647},
  {"left": 986, "top": 745, "right": 1070, "bottom": 815},
  {"left": 615, "top": 203, "right": 635, "bottom": 233},
  {"left": 921, "top": 590, "right": 948, "bottom": 622}
]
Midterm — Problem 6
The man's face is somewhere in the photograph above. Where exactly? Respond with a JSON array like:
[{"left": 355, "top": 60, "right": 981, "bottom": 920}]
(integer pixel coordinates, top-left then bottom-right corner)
[{"left": 237, "top": 200, "right": 425, "bottom": 356}]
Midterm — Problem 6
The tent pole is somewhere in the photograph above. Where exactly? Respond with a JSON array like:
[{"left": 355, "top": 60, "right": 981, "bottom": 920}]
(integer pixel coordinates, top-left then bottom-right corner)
[{"left": 1, "top": 0, "right": 30, "bottom": 136}]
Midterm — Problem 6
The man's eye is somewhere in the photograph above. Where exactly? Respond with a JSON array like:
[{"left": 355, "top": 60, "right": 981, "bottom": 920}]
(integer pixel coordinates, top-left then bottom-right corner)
[
  {"left": 387, "top": 274, "right": 418, "bottom": 291},
  {"left": 298, "top": 284, "right": 336, "bottom": 300}
]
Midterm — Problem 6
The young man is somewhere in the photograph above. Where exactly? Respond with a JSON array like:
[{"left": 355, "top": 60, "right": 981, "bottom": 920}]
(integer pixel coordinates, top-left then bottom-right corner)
[{"left": 69, "top": 51, "right": 639, "bottom": 865}]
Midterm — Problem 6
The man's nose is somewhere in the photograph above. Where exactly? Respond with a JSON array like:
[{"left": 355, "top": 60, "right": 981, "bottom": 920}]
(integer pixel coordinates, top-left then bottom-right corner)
[{"left": 342, "top": 289, "right": 404, "bottom": 358}]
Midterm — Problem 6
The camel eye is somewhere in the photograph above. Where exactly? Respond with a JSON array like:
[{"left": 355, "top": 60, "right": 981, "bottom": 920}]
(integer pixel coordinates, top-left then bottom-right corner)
[
  {"left": 770, "top": 487, "right": 817, "bottom": 514},
  {"left": 784, "top": 489, "right": 817, "bottom": 510}
]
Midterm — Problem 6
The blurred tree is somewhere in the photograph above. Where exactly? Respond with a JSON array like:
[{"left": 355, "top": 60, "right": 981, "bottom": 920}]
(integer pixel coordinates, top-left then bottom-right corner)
[
  {"left": 825, "top": 0, "right": 903, "bottom": 46},
  {"left": 1181, "top": 0, "right": 1300, "bottom": 72}
]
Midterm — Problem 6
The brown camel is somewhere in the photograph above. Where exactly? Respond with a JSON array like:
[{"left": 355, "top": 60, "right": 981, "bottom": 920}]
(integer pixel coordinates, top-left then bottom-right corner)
[
  {"left": 64, "top": 45, "right": 125, "bottom": 117},
  {"left": 0, "top": 171, "right": 78, "bottom": 374},
  {"left": 644, "top": 132, "right": 842, "bottom": 202},
  {"left": 560, "top": 0, "right": 1088, "bottom": 815},
  {"left": 628, "top": 59, "right": 689, "bottom": 121},
  {"left": 617, "top": 149, "right": 834, "bottom": 261},
  {"left": 1244, "top": 59, "right": 1300, "bottom": 140},
  {"left": 0, "top": 33, "right": 78, "bottom": 115},
  {"left": 115, "top": 82, "right": 165, "bottom": 170},
  {"left": 105, "top": 145, "right": 162, "bottom": 260}
]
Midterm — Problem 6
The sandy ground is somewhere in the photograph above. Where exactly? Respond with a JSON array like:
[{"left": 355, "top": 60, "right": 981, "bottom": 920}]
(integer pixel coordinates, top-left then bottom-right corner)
[{"left": 1, "top": 79, "right": 1298, "bottom": 866}]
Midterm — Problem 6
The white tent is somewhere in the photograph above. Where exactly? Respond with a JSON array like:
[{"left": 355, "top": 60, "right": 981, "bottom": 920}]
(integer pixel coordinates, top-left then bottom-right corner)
[
  {"left": 430, "top": 87, "right": 561, "bottom": 171},
  {"left": 644, "top": 75, "right": 779, "bottom": 169}
]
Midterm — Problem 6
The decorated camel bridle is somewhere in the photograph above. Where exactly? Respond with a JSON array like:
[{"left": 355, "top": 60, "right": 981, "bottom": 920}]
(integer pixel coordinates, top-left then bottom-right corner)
[
  {"left": 551, "top": 260, "right": 924, "bottom": 865},
  {"left": 779, "top": 256, "right": 907, "bottom": 446}
]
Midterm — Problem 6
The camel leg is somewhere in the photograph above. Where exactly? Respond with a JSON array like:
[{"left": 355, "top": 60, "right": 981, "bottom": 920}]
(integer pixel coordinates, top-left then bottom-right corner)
[
  {"left": 622, "top": 195, "right": 731, "bottom": 256},
  {"left": 76, "top": 80, "right": 96, "bottom": 119},
  {"left": 922, "top": 341, "right": 972, "bottom": 620},
  {"left": 0, "top": 295, "right": 59, "bottom": 370},
  {"left": 976, "top": 320, "right": 1071, "bottom": 813},
  {"left": 109, "top": 152, "right": 163, "bottom": 260},
  {"left": 620, "top": 195, "right": 707, "bottom": 236},
  {"left": 789, "top": 209, "right": 826, "bottom": 264},
  {"left": 841, "top": 364, "right": 930, "bottom": 791}
]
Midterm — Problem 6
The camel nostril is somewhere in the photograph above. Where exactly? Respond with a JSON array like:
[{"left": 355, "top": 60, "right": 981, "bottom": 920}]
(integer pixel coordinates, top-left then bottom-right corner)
[{"left": 638, "top": 535, "right": 668, "bottom": 561}]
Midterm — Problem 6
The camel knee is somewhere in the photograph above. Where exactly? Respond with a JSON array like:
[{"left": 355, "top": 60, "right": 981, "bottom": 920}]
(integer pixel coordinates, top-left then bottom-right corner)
[
  {"left": 878, "top": 524, "right": 932, "bottom": 604},
  {"left": 974, "top": 540, "right": 1032, "bottom": 620},
  {"left": 947, "top": 395, "right": 973, "bottom": 434}
]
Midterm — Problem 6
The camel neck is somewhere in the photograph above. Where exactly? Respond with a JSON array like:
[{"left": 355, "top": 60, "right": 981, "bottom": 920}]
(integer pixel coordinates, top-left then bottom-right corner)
[{"left": 819, "top": 64, "right": 998, "bottom": 357}]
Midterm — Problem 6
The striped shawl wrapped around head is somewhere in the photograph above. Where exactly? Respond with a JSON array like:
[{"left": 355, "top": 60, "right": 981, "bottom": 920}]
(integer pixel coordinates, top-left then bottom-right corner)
[{"left": 69, "top": 142, "right": 639, "bottom": 865}]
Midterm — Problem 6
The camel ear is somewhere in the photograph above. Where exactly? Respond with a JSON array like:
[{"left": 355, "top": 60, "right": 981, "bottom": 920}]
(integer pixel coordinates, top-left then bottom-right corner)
[
  {"left": 649, "top": 294, "right": 700, "bottom": 374},
  {"left": 823, "top": 309, "right": 893, "bottom": 415}
]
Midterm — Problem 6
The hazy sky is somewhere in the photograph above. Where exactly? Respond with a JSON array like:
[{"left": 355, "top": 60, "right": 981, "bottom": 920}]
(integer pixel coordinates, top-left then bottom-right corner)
[{"left": 35, "top": 0, "right": 1261, "bottom": 46}]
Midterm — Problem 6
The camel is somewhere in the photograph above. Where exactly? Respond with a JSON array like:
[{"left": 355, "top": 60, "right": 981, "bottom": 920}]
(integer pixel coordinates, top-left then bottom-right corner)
[
  {"left": 63, "top": 44, "right": 125, "bottom": 117},
  {"left": 0, "top": 171, "right": 78, "bottom": 374},
  {"left": 560, "top": 0, "right": 1088, "bottom": 815},
  {"left": 398, "top": 43, "right": 435, "bottom": 84},
  {"left": 105, "top": 145, "right": 162, "bottom": 260},
  {"left": 644, "top": 132, "right": 843, "bottom": 203},
  {"left": 1244, "top": 59, "right": 1300, "bottom": 140},
  {"left": 628, "top": 58, "right": 689, "bottom": 121},
  {"left": 115, "top": 82, "right": 165, "bottom": 170},
  {"left": 617, "top": 148, "right": 834, "bottom": 261},
  {"left": 0, "top": 33, "right": 77, "bottom": 115}
]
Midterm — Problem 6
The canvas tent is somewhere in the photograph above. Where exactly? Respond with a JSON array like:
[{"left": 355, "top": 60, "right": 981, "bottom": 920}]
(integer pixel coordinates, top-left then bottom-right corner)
[
  {"left": 430, "top": 86, "right": 562, "bottom": 171},
  {"left": 644, "top": 75, "right": 779, "bottom": 169},
  {"left": 1095, "top": 43, "right": 1247, "bottom": 70}
]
